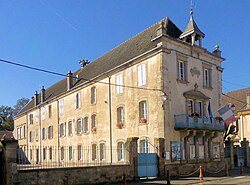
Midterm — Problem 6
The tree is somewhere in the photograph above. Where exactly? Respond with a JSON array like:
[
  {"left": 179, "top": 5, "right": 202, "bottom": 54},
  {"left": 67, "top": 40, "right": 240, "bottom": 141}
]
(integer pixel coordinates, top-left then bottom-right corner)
[
  {"left": 0, "top": 97, "right": 29, "bottom": 131},
  {"left": 0, "top": 105, "right": 14, "bottom": 131},
  {"left": 13, "top": 97, "right": 29, "bottom": 116}
]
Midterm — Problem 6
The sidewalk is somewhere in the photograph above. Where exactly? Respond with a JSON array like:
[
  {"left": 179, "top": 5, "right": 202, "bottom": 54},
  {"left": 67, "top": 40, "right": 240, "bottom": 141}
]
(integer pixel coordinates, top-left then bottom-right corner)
[{"left": 110, "top": 167, "right": 250, "bottom": 185}]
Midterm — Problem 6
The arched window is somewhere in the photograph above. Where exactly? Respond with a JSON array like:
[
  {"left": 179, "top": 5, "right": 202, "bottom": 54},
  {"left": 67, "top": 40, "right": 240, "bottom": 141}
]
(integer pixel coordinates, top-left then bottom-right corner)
[
  {"left": 117, "top": 142, "right": 125, "bottom": 161},
  {"left": 83, "top": 117, "right": 89, "bottom": 133},
  {"left": 139, "top": 101, "right": 147, "bottom": 123},
  {"left": 91, "top": 114, "right": 97, "bottom": 132},
  {"left": 91, "top": 86, "right": 96, "bottom": 104}
]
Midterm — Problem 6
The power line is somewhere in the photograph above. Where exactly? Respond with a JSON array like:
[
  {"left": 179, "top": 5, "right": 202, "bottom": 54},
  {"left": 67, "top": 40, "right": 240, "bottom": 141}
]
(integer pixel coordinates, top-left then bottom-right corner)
[
  {"left": 222, "top": 80, "right": 248, "bottom": 88},
  {"left": 0, "top": 58, "right": 162, "bottom": 93},
  {"left": 222, "top": 93, "right": 246, "bottom": 104}
]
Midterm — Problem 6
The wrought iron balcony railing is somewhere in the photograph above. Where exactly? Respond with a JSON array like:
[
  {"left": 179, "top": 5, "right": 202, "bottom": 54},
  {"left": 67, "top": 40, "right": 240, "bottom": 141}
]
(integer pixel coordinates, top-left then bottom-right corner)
[{"left": 174, "top": 114, "right": 225, "bottom": 132}]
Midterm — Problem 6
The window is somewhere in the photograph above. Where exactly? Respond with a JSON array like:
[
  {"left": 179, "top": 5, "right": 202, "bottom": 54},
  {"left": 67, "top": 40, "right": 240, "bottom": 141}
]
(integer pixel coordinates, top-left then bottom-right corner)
[
  {"left": 59, "top": 123, "right": 66, "bottom": 137},
  {"left": 189, "top": 136, "right": 195, "bottom": 160},
  {"left": 41, "top": 107, "right": 46, "bottom": 120},
  {"left": 49, "top": 147, "right": 52, "bottom": 160},
  {"left": 138, "top": 64, "right": 146, "bottom": 86},
  {"left": 43, "top": 148, "right": 46, "bottom": 160},
  {"left": 35, "top": 128, "right": 39, "bottom": 141},
  {"left": 116, "top": 74, "right": 123, "bottom": 94},
  {"left": 140, "top": 139, "right": 149, "bottom": 153},
  {"left": 42, "top": 128, "right": 46, "bottom": 140},
  {"left": 48, "top": 105, "right": 52, "bottom": 118},
  {"left": 100, "top": 143, "right": 105, "bottom": 160},
  {"left": 29, "top": 114, "right": 33, "bottom": 124},
  {"left": 139, "top": 101, "right": 147, "bottom": 123},
  {"left": 203, "top": 68, "right": 211, "bottom": 87},
  {"left": 198, "top": 137, "right": 204, "bottom": 159},
  {"left": 29, "top": 131, "right": 33, "bottom": 142},
  {"left": 91, "top": 87, "right": 96, "bottom": 104},
  {"left": 69, "top": 146, "right": 73, "bottom": 160},
  {"left": 83, "top": 117, "right": 89, "bottom": 133},
  {"left": 48, "top": 126, "right": 53, "bottom": 139},
  {"left": 117, "top": 107, "right": 124, "bottom": 128},
  {"left": 68, "top": 121, "right": 73, "bottom": 136},
  {"left": 17, "top": 127, "right": 22, "bottom": 139},
  {"left": 61, "top": 147, "right": 64, "bottom": 160},
  {"left": 187, "top": 99, "right": 194, "bottom": 116},
  {"left": 92, "top": 144, "right": 97, "bottom": 160},
  {"left": 59, "top": 99, "right": 64, "bottom": 115},
  {"left": 91, "top": 114, "right": 96, "bottom": 132},
  {"left": 75, "top": 92, "right": 81, "bottom": 109},
  {"left": 77, "top": 145, "right": 82, "bottom": 160},
  {"left": 118, "top": 142, "right": 125, "bottom": 161},
  {"left": 30, "top": 149, "right": 33, "bottom": 160},
  {"left": 23, "top": 125, "right": 26, "bottom": 138},
  {"left": 35, "top": 111, "right": 39, "bottom": 123},
  {"left": 76, "top": 119, "right": 82, "bottom": 134},
  {"left": 195, "top": 101, "right": 203, "bottom": 117},
  {"left": 178, "top": 60, "right": 186, "bottom": 81}
]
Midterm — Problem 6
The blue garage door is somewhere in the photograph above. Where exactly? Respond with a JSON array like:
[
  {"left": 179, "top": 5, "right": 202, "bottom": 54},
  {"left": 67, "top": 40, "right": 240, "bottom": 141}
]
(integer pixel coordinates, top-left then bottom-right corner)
[{"left": 138, "top": 153, "right": 158, "bottom": 177}]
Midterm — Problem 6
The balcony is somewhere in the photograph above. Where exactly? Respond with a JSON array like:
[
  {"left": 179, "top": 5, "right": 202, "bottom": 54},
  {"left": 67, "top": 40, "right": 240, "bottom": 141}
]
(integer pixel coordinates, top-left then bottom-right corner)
[{"left": 174, "top": 114, "right": 225, "bottom": 132}]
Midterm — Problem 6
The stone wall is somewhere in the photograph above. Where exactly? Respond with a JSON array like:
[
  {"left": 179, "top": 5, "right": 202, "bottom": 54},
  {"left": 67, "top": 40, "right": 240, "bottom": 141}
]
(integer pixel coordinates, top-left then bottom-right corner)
[{"left": 13, "top": 165, "right": 130, "bottom": 185}]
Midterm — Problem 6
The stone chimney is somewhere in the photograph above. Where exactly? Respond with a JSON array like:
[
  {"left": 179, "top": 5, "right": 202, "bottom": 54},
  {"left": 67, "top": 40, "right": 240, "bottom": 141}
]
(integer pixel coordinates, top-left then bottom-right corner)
[
  {"left": 247, "top": 93, "right": 250, "bottom": 109},
  {"left": 41, "top": 86, "right": 45, "bottom": 103},
  {"left": 34, "top": 91, "right": 38, "bottom": 106},
  {"left": 213, "top": 45, "right": 222, "bottom": 57},
  {"left": 67, "top": 70, "right": 73, "bottom": 90}
]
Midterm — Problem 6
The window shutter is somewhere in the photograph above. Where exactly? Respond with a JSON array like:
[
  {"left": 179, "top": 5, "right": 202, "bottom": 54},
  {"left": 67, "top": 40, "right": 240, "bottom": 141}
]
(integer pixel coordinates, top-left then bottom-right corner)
[
  {"left": 142, "top": 64, "right": 146, "bottom": 85},
  {"left": 138, "top": 65, "right": 142, "bottom": 86},
  {"left": 78, "top": 92, "right": 81, "bottom": 108},
  {"left": 74, "top": 119, "right": 77, "bottom": 134},
  {"left": 64, "top": 122, "right": 66, "bottom": 136},
  {"left": 74, "top": 94, "right": 77, "bottom": 109},
  {"left": 81, "top": 118, "right": 83, "bottom": 133}
]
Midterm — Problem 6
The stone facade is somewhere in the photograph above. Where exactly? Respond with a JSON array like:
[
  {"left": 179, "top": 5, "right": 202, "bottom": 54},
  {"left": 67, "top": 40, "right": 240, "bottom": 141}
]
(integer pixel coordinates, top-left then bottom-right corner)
[{"left": 14, "top": 15, "right": 225, "bottom": 176}]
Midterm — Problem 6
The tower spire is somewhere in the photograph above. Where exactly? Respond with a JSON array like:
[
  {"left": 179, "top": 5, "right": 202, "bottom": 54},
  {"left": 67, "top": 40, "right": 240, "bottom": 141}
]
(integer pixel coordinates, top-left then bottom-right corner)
[{"left": 190, "top": 0, "right": 193, "bottom": 21}]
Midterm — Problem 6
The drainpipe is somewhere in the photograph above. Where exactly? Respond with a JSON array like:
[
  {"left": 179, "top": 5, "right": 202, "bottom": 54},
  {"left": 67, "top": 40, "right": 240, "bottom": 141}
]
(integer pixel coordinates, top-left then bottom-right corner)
[{"left": 108, "top": 76, "right": 113, "bottom": 164}]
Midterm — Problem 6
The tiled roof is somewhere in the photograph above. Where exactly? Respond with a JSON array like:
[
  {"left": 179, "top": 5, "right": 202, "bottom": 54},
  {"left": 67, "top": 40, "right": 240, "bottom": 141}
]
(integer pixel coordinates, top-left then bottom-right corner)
[
  {"left": 222, "top": 87, "right": 250, "bottom": 112},
  {"left": 17, "top": 17, "right": 182, "bottom": 116}
]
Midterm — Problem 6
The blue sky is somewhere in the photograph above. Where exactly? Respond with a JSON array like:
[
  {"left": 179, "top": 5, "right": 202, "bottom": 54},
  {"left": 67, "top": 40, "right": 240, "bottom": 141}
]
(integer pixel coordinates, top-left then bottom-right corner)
[{"left": 0, "top": 0, "right": 249, "bottom": 107}]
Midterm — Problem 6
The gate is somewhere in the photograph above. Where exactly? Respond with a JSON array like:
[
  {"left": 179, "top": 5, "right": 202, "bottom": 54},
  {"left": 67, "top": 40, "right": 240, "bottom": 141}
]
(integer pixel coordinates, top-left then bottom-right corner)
[{"left": 138, "top": 153, "right": 158, "bottom": 177}]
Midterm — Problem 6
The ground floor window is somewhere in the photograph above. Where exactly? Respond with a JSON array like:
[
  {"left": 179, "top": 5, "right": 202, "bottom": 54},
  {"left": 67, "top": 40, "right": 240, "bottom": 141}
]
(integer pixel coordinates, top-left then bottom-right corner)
[{"left": 118, "top": 142, "right": 125, "bottom": 161}]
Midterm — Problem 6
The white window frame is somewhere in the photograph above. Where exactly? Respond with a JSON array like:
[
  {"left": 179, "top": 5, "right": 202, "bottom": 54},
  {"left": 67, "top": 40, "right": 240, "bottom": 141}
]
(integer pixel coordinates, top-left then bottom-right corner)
[
  {"left": 75, "top": 92, "right": 81, "bottom": 109},
  {"left": 48, "top": 105, "right": 52, "bottom": 118},
  {"left": 35, "top": 111, "right": 39, "bottom": 123},
  {"left": 92, "top": 144, "right": 97, "bottom": 160},
  {"left": 140, "top": 139, "right": 149, "bottom": 153},
  {"left": 42, "top": 128, "right": 46, "bottom": 140},
  {"left": 83, "top": 117, "right": 89, "bottom": 133},
  {"left": 203, "top": 68, "right": 211, "bottom": 87},
  {"left": 100, "top": 143, "right": 105, "bottom": 160},
  {"left": 59, "top": 123, "right": 66, "bottom": 137},
  {"left": 138, "top": 63, "right": 146, "bottom": 86},
  {"left": 69, "top": 146, "right": 73, "bottom": 160},
  {"left": 91, "top": 86, "right": 96, "bottom": 104},
  {"left": 41, "top": 107, "right": 46, "bottom": 120},
  {"left": 59, "top": 99, "right": 64, "bottom": 115},
  {"left": 35, "top": 128, "right": 39, "bottom": 141},
  {"left": 116, "top": 74, "right": 123, "bottom": 94},
  {"left": 178, "top": 60, "right": 186, "bottom": 81},
  {"left": 48, "top": 126, "right": 53, "bottom": 139},
  {"left": 118, "top": 142, "right": 125, "bottom": 161},
  {"left": 68, "top": 121, "right": 73, "bottom": 136},
  {"left": 139, "top": 101, "right": 147, "bottom": 123},
  {"left": 117, "top": 107, "right": 125, "bottom": 124},
  {"left": 77, "top": 145, "right": 82, "bottom": 160},
  {"left": 76, "top": 119, "right": 82, "bottom": 134}
]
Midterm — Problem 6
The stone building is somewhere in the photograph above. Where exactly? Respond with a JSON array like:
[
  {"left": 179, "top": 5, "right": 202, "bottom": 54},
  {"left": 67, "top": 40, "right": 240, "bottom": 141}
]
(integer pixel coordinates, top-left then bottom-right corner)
[
  {"left": 14, "top": 11, "right": 225, "bottom": 175},
  {"left": 222, "top": 88, "right": 250, "bottom": 144}
]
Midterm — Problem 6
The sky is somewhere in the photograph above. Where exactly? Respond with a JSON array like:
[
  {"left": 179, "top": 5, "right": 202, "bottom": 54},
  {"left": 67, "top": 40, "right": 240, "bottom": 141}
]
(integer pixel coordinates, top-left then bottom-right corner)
[{"left": 0, "top": 0, "right": 249, "bottom": 107}]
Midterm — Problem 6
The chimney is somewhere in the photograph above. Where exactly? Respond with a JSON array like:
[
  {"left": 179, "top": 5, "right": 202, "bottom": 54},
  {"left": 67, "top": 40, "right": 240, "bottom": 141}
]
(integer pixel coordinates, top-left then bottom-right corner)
[
  {"left": 213, "top": 45, "right": 222, "bottom": 57},
  {"left": 247, "top": 93, "right": 250, "bottom": 109},
  {"left": 41, "top": 86, "right": 45, "bottom": 103},
  {"left": 34, "top": 91, "right": 38, "bottom": 106},
  {"left": 67, "top": 70, "right": 73, "bottom": 90}
]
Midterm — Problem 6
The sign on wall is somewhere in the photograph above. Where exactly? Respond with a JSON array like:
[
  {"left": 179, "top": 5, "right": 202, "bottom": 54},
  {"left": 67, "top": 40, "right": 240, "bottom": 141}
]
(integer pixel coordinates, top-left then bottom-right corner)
[
  {"left": 212, "top": 143, "right": 220, "bottom": 159},
  {"left": 171, "top": 141, "right": 181, "bottom": 162}
]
